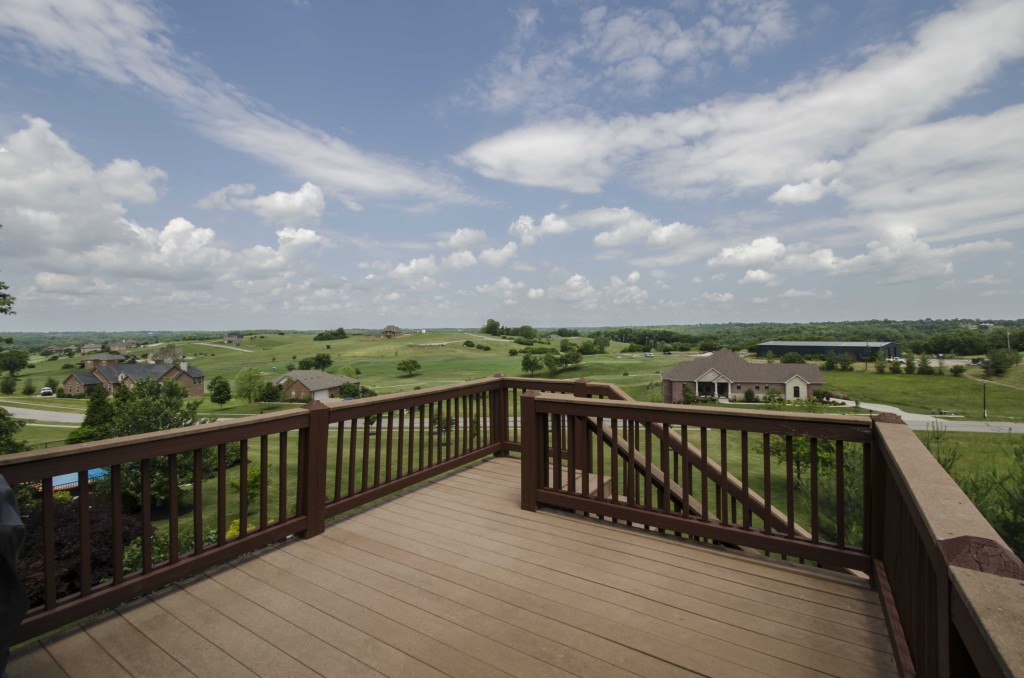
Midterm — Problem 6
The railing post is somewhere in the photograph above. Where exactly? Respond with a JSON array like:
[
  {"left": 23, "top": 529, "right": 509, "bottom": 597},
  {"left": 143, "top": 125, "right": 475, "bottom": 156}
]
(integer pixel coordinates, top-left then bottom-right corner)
[
  {"left": 491, "top": 374, "right": 509, "bottom": 457},
  {"left": 301, "top": 400, "right": 329, "bottom": 538},
  {"left": 573, "top": 377, "right": 590, "bottom": 398},
  {"left": 521, "top": 390, "right": 539, "bottom": 511}
]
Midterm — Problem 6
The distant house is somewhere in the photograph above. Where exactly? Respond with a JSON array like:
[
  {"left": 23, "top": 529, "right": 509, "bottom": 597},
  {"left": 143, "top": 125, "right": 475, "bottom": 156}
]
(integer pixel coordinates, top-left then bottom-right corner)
[
  {"left": 274, "top": 370, "right": 359, "bottom": 402},
  {"left": 80, "top": 343, "right": 102, "bottom": 354},
  {"left": 661, "top": 349, "right": 824, "bottom": 403},
  {"left": 224, "top": 333, "right": 244, "bottom": 344},
  {"left": 756, "top": 341, "right": 901, "bottom": 361},
  {"left": 40, "top": 345, "right": 64, "bottom": 355},
  {"left": 381, "top": 325, "right": 401, "bottom": 339},
  {"left": 80, "top": 353, "right": 126, "bottom": 370},
  {"left": 111, "top": 339, "right": 139, "bottom": 352},
  {"left": 63, "top": 362, "right": 205, "bottom": 398},
  {"left": 149, "top": 346, "right": 185, "bottom": 364}
]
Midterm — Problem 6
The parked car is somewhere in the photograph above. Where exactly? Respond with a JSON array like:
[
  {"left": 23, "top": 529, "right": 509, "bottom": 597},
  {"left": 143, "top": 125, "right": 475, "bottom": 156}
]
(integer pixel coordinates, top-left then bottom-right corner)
[{"left": 39, "top": 387, "right": 54, "bottom": 396}]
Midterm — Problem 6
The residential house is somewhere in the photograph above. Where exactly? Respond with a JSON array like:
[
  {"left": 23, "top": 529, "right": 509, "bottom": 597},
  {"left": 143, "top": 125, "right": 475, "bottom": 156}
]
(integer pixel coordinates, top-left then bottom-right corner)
[
  {"left": 148, "top": 346, "right": 184, "bottom": 364},
  {"left": 111, "top": 339, "right": 139, "bottom": 352},
  {"left": 381, "top": 325, "right": 401, "bottom": 339},
  {"left": 757, "top": 340, "right": 901, "bottom": 360},
  {"left": 63, "top": 362, "right": 205, "bottom": 398},
  {"left": 661, "top": 349, "right": 824, "bottom": 403},
  {"left": 40, "top": 345, "right": 64, "bottom": 355},
  {"left": 80, "top": 353, "right": 126, "bottom": 370},
  {"left": 274, "top": 370, "right": 359, "bottom": 401},
  {"left": 80, "top": 343, "right": 102, "bottom": 354},
  {"left": 224, "top": 333, "right": 244, "bottom": 344}
]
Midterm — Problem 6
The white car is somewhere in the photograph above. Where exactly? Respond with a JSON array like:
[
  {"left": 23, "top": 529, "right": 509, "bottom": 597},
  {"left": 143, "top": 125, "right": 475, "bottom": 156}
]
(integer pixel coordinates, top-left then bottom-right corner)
[{"left": 39, "top": 387, "right": 54, "bottom": 396}]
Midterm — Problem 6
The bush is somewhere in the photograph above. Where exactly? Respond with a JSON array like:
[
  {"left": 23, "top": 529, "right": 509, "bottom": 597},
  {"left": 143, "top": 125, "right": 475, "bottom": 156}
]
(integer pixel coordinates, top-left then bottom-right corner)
[
  {"left": 21, "top": 379, "right": 35, "bottom": 395},
  {"left": 780, "top": 352, "right": 805, "bottom": 363},
  {"left": 0, "top": 374, "right": 15, "bottom": 394},
  {"left": 508, "top": 349, "right": 518, "bottom": 356},
  {"left": 62, "top": 363, "right": 75, "bottom": 369},
  {"left": 463, "top": 340, "right": 475, "bottom": 347},
  {"left": 950, "top": 364, "right": 966, "bottom": 377},
  {"left": 476, "top": 344, "right": 491, "bottom": 351},
  {"left": 744, "top": 388, "right": 756, "bottom": 403}
]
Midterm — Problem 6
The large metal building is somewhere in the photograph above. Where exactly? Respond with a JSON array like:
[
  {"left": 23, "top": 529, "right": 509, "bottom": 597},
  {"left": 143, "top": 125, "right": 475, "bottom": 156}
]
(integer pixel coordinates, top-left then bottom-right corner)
[{"left": 756, "top": 340, "right": 902, "bottom": 360}]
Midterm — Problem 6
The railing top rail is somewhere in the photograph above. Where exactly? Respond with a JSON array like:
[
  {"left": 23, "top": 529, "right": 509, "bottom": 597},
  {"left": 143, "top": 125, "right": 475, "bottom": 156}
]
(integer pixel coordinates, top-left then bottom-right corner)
[
  {"left": 319, "top": 376, "right": 502, "bottom": 421},
  {"left": 0, "top": 407, "right": 310, "bottom": 483},
  {"left": 526, "top": 391, "right": 873, "bottom": 442}
]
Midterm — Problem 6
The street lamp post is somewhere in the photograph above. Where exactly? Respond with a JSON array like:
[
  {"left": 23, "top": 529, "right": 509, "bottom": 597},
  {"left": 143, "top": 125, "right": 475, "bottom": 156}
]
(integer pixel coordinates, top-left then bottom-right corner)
[{"left": 982, "top": 379, "right": 988, "bottom": 419}]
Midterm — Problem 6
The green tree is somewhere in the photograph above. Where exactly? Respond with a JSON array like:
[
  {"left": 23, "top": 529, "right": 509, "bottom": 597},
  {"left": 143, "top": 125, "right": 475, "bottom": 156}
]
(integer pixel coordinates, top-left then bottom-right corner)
[
  {"left": 904, "top": 350, "right": 917, "bottom": 375},
  {"left": 0, "top": 374, "right": 15, "bottom": 395},
  {"left": 764, "top": 350, "right": 776, "bottom": 364},
  {"left": 763, "top": 388, "right": 785, "bottom": 409},
  {"left": 780, "top": 352, "right": 805, "bottom": 364},
  {"left": 397, "top": 359, "right": 421, "bottom": 377},
  {"left": 298, "top": 352, "right": 333, "bottom": 371},
  {"left": 873, "top": 352, "right": 887, "bottom": 373},
  {"left": 107, "top": 380, "right": 205, "bottom": 438},
  {"left": 0, "top": 407, "right": 26, "bottom": 454},
  {"left": 208, "top": 375, "right": 232, "bottom": 408},
  {"left": 68, "top": 388, "right": 114, "bottom": 443},
  {"left": 482, "top": 319, "right": 501, "bottom": 335},
  {"left": 985, "top": 348, "right": 1020, "bottom": 377},
  {"left": 0, "top": 349, "right": 29, "bottom": 376},
  {"left": 21, "top": 378, "right": 35, "bottom": 396},
  {"left": 521, "top": 354, "right": 542, "bottom": 375},
  {"left": 837, "top": 352, "right": 854, "bottom": 371},
  {"left": 258, "top": 381, "right": 280, "bottom": 402},
  {"left": 235, "top": 367, "right": 264, "bottom": 403},
  {"left": 313, "top": 327, "right": 347, "bottom": 341}
]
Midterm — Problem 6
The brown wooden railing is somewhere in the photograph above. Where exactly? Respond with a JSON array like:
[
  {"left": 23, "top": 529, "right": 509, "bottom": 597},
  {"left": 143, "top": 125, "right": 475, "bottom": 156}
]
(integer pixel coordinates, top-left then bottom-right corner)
[
  {"left": 519, "top": 389, "right": 1024, "bottom": 677},
  {"left": 3, "top": 376, "right": 1021, "bottom": 676}
]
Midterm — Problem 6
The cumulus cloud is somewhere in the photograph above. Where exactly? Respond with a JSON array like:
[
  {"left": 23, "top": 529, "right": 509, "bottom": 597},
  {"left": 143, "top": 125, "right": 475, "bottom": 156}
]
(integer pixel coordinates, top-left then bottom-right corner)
[
  {"left": 475, "top": 277, "right": 524, "bottom": 305},
  {"left": 391, "top": 255, "right": 437, "bottom": 279},
  {"left": 457, "top": 0, "right": 1024, "bottom": 210},
  {"left": 739, "top": 269, "right": 779, "bottom": 285},
  {"left": 968, "top": 274, "right": 1008, "bottom": 285},
  {"left": 605, "top": 271, "right": 647, "bottom": 305},
  {"left": 527, "top": 288, "right": 545, "bottom": 299},
  {"left": 781, "top": 288, "right": 833, "bottom": 299},
  {"left": 702, "top": 292, "right": 734, "bottom": 303},
  {"left": 441, "top": 227, "right": 487, "bottom": 249},
  {"left": 709, "top": 237, "right": 786, "bottom": 267},
  {"left": 0, "top": 0, "right": 470, "bottom": 208},
  {"left": 478, "top": 241, "right": 518, "bottom": 266},
  {"left": 508, "top": 213, "right": 571, "bottom": 245},
  {"left": 198, "top": 181, "right": 325, "bottom": 225},
  {"left": 442, "top": 250, "right": 477, "bottom": 269},
  {"left": 548, "top": 274, "right": 598, "bottom": 308}
]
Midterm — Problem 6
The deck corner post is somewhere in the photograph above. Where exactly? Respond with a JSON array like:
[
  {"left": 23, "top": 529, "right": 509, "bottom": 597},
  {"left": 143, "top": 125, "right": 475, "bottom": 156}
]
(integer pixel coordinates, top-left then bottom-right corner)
[
  {"left": 521, "top": 390, "right": 540, "bottom": 511},
  {"left": 300, "top": 400, "right": 330, "bottom": 538},
  {"left": 490, "top": 380, "right": 510, "bottom": 457},
  {"left": 573, "top": 377, "right": 590, "bottom": 398}
]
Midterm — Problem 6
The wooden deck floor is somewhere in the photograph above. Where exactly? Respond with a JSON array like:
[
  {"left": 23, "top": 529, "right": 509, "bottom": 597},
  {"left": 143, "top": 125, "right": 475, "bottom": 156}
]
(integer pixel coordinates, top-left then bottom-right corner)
[{"left": 10, "top": 457, "right": 896, "bottom": 677}]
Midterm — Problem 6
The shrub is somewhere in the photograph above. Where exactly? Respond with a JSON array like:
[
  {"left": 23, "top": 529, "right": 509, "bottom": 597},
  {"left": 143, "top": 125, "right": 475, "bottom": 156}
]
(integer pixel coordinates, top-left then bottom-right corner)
[
  {"left": 508, "top": 349, "right": 518, "bottom": 356},
  {"left": 476, "top": 344, "right": 491, "bottom": 351},
  {"left": 780, "top": 352, "right": 805, "bottom": 364},
  {"left": 21, "top": 379, "right": 35, "bottom": 395},
  {"left": 744, "top": 388, "right": 756, "bottom": 403},
  {"left": 463, "top": 340, "right": 475, "bottom": 347},
  {"left": 950, "top": 364, "right": 966, "bottom": 377}
]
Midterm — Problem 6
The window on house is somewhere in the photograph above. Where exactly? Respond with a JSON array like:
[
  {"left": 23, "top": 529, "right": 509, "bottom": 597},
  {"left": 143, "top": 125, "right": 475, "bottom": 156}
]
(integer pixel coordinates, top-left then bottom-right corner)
[{"left": 793, "top": 386, "right": 801, "bottom": 398}]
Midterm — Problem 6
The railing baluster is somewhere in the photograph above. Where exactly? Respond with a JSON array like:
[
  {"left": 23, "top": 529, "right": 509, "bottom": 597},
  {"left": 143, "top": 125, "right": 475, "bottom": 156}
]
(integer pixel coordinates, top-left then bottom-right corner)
[
  {"left": 700, "top": 428, "right": 708, "bottom": 522},
  {"left": 552, "top": 414, "right": 562, "bottom": 491},
  {"left": 719, "top": 429, "right": 728, "bottom": 525},
  {"left": 42, "top": 477, "right": 55, "bottom": 608},
  {"left": 396, "top": 409, "right": 405, "bottom": 480},
  {"left": 418, "top": 405, "right": 426, "bottom": 471},
  {"left": 348, "top": 419, "right": 358, "bottom": 496},
  {"left": 168, "top": 454, "right": 178, "bottom": 564},
  {"left": 361, "top": 415, "right": 371, "bottom": 492},
  {"left": 610, "top": 418, "right": 619, "bottom": 504},
  {"left": 681, "top": 425, "right": 690, "bottom": 518},
  {"left": 762, "top": 433, "right": 771, "bottom": 535},
  {"left": 741, "top": 431, "right": 750, "bottom": 529},
  {"left": 239, "top": 439, "right": 249, "bottom": 539},
  {"left": 427, "top": 402, "right": 435, "bottom": 468},
  {"left": 660, "top": 423, "right": 670, "bottom": 514},
  {"left": 625, "top": 419, "right": 634, "bottom": 509},
  {"left": 141, "top": 458, "right": 152, "bottom": 572},
  {"left": 407, "top": 407, "right": 416, "bottom": 476},
  {"left": 836, "top": 440, "right": 845, "bottom": 549},
  {"left": 335, "top": 420, "right": 346, "bottom": 497},
  {"left": 644, "top": 422, "right": 653, "bottom": 510},
  {"left": 385, "top": 410, "right": 394, "bottom": 483},
  {"left": 260, "top": 436, "right": 269, "bottom": 530},
  {"left": 567, "top": 413, "right": 577, "bottom": 495},
  {"left": 374, "top": 412, "right": 383, "bottom": 485},
  {"left": 785, "top": 436, "right": 795, "bottom": 538},
  {"left": 217, "top": 444, "right": 226, "bottom": 546},
  {"left": 78, "top": 469, "right": 91, "bottom": 596},
  {"left": 192, "top": 451, "right": 202, "bottom": 554},
  {"left": 810, "top": 438, "right": 819, "bottom": 543},
  {"left": 279, "top": 432, "right": 288, "bottom": 521},
  {"left": 454, "top": 396, "right": 461, "bottom": 457},
  {"left": 445, "top": 398, "right": 453, "bottom": 461},
  {"left": 112, "top": 465, "right": 123, "bottom": 581}
]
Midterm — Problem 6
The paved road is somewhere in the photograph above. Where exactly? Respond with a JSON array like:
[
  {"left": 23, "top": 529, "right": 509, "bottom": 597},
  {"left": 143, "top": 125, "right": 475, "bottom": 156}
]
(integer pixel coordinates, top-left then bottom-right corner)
[
  {"left": 835, "top": 400, "right": 1024, "bottom": 433},
  {"left": 1, "top": 405, "right": 84, "bottom": 424}
]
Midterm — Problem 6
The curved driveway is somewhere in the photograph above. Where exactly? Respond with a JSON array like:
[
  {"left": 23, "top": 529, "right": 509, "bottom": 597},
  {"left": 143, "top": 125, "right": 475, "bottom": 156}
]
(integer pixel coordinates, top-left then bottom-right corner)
[{"left": 835, "top": 400, "right": 1024, "bottom": 433}]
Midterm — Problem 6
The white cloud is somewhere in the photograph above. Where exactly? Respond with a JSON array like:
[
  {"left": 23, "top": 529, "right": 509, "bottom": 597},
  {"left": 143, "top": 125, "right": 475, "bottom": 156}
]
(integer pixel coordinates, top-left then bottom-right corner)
[
  {"left": 605, "top": 272, "right": 647, "bottom": 305},
  {"left": 442, "top": 250, "right": 477, "bottom": 269},
  {"left": 782, "top": 226, "right": 1008, "bottom": 282},
  {"left": 442, "top": 227, "right": 487, "bottom": 249},
  {"left": 478, "top": 241, "right": 518, "bottom": 266},
  {"left": 475, "top": 277, "right": 524, "bottom": 305},
  {"left": 548, "top": 274, "right": 598, "bottom": 308},
  {"left": 464, "top": 2, "right": 795, "bottom": 114},
  {"left": 527, "top": 288, "right": 545, "bottom": 299},
  {"left": 768, "top": 179, "right": 833, "bottom": 205},
  {"left": 752, "top": 297, "right": 770, "bottom": 304},
  {"left": 0, "top": 0, "right": 469, "bottom": 208},
  {"left": 702, "top": 292, "right": 734, "bottom": 303},
  {"left": 391, "top": 255, "right": 437, "bottom": 279},
  {"left": 508, "top": 213, "right": 571, "bottom": 244},
  {"left": 739, "top": 269, "right": 779, "bottom": 285},
  {"left": 968, "top": 274, "right": 1008, "bottom": 285},
  {"left": 199, "top": 181, "right": 325, "bottom": 225},
  {"left": 709, "top": 237, "right": 786, "bottom": 267},
  {"left": 781, "top": 288, "right": 832, "bottom": 299},
  {"left": 458, "top": 0, "right": 1024, "bottom": 205}
]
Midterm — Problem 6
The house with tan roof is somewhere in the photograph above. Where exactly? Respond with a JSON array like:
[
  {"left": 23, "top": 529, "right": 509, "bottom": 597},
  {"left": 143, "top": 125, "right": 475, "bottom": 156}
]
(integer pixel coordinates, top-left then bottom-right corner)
[
  {"left": 274, "top": 370, "right": 360, "bottom": 401},
  {"left": 661, "top": 349, "right": 824, "bottom": 403},
  {"left": 64, "top": 362, "right": 205, "bottom": 397}
]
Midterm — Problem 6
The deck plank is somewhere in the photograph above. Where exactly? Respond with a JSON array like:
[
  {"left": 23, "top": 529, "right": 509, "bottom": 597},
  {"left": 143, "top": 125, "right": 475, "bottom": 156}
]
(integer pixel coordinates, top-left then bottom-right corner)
[{"left": 9, "top": 457, "right": 894, "bottom": 678}]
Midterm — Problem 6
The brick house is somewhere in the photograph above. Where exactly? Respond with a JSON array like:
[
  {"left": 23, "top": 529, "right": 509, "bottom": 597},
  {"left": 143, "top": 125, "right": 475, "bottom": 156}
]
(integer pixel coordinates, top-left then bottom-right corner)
[
  {"left": 111, "top": 339, "right": 139, "bottom": 352},
  {"left": 80, "top": 343, "right": 102, "bottom": 354},
  {"left": 64, "top": 362, "right": 205, "bottom": 398},
  {"left": 274, "top": 370, "right": 359, "bottom": 401},
  {"left": 661, "top": 349, "right": 824, "bottom": 403},
  {"left": 224, "top": 333, "right": 244, "bottom": 344},
  {"left": 80, "top": 353, "right": 126, "bottom": 370},
  {"left": 381, "top": 325, "right": 401, "bottom": 339}
]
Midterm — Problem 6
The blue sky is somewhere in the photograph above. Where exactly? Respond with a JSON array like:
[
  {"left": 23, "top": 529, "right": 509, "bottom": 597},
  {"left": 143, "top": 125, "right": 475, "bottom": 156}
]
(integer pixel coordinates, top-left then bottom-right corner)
[{"left": 0, "top": 0, "right": 1022, "bottom": 331}]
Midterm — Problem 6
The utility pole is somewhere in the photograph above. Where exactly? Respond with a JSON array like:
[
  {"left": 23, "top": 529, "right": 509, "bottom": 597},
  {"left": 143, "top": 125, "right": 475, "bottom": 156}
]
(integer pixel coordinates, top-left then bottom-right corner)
[{"left": 983, "top": 379, "right": 988, "bottom": 419}]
